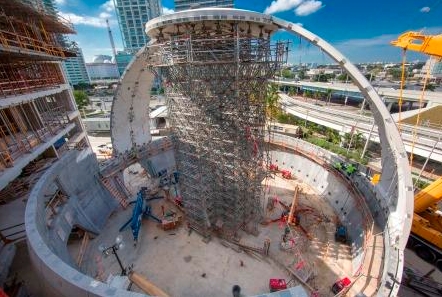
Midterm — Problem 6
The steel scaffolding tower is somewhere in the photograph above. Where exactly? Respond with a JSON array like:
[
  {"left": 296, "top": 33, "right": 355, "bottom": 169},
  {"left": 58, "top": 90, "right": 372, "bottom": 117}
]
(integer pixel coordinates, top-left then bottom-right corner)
[{"left": 147, "top": 18, "right": 287, "bottom": 237}]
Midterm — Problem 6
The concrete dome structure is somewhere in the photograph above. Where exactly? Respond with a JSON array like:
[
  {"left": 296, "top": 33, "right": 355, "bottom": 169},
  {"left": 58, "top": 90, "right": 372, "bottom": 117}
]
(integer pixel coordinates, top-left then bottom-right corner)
[{"left": 25, "top": 8, "right": 413, "bottom": 297}]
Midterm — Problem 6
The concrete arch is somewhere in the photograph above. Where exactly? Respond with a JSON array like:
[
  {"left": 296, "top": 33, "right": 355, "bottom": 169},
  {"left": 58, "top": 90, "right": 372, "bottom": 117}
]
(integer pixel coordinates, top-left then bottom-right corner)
[
  {"left": 142, "top": 6, "right": 413, "bottom": 249},
  {"left": 108, "top": 8, "right": 413, "bottom": 297},
  {"left": 111, "top": 46, "right": 154, "bottom": 154},
  {"left": 271, "top": 19, "right": 414, "bottom": 295},
  {"left": 270, "top": 18, "right": 413, "bottom": 249}
]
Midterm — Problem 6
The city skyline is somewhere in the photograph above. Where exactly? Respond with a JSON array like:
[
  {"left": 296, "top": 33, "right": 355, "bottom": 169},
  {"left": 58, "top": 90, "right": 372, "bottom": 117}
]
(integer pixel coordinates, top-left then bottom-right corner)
[{"left": 55, "top": 0, "right": 442, "bottom": 63}]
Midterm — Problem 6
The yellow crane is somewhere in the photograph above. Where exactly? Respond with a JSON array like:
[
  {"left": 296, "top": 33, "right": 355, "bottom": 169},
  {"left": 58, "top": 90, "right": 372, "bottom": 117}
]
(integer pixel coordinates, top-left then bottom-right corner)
[
  {"left": 391, "top": 32, "right": 442, "bottom": 269},
  {"left": 391, "top": 32, "right": 442, "bottom": 59},
  {"left": 409, "top": 177, "right": 442, "bottom": 267}
]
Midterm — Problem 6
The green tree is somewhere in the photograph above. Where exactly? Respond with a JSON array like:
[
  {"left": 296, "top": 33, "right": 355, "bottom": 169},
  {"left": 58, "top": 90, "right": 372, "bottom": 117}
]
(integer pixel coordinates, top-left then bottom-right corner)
[
  {"left": 298, "top": 70, "right": 306, "bottom": 80},
  {"left": 313, "top": 74, "right": 329, "bottom": 82},
  {"left": 424, "top": 83, "right": 436, "bottom": 92},
  {"left": 303, "top": 90, "right": 313, "bottom": 98},
  {"left": 387, "top": 68, "right": 402, "bottom": 80},
  {"left": 281, "top": 68, "right": 295, "bottom": 79},
  {"left": 337, "top": 73, "right": 349, "bottom": 82},
  {"left": 73, "top": 90, "right": 89, "bottom": 109},
  {"left": 343, "top": 131, "right": 365, "bottom": 150},
  {"left": 325, "top": 128, "right": 340, "bottom": 144},
  {"left": 288, "top": 86, "right": 296, "bottom": 96},
  {"left": 266, "top": 83, "right": 279, "bottom": 120}
]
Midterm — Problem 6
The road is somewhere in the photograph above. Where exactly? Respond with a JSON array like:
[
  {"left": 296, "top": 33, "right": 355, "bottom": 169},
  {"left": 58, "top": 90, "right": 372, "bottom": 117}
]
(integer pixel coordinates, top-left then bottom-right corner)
[{"left": 279, "top": 93, "right": 442, "bottom": 162}]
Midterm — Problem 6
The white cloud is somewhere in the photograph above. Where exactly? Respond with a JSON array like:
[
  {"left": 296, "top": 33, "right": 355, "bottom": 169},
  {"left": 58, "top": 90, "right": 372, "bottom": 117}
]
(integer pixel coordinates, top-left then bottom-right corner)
[
  {"left": 162, "top": 7, "right": 175, "bottom": 15},
  {"left": 295, "top": 1, "right": 323, "bottom": 16},
  {"left": 99, "top": 12, "right": 112, "bottom": 19},
  {"left": 100, "top": 0, "right": 115, "bottom": 12},
  {"left": 54, "top": 0, "right": 65, "bottom": 5},
  {"left": 59, "top": 12, "right": 107, "bottom": 28},
  {"left": 334, "top": 34, "right": 398, "bottom": 48},
  {"left": 333, "top": 26, "right": 442, "bottom": 49},
  {"left": 420, "top": 6, "right": 430, "bottom": 13},
  {"left": 264, "top": 0, "right": 303, "bottom": 14},
  {"left": 59, "top": 0, "right": 117, "bottom": 28}
]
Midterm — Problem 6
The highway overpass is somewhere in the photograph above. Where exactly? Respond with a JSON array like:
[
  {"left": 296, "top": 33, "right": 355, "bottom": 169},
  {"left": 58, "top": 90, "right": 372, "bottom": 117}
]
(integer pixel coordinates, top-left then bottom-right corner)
[
  {"left": 279, "top": 93, "right": 442, "bottom": 162},
  {"left": 273, "top": 79, "right": 442, "bottom": 108}
]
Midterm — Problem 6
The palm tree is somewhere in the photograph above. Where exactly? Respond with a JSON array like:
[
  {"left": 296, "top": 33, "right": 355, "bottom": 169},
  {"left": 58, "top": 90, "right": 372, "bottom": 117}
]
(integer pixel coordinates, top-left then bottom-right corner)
[
  {"left": 288, "top": 86, "right": 296, "bottom": 96},
  {"left": 266, "top": 83, "right": 279, "bottom": 120}
]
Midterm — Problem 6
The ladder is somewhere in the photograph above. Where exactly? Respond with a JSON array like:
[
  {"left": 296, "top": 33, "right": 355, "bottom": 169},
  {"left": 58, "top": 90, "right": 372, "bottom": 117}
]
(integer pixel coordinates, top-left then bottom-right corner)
[{"left": 100, "top": 177, "right": 129, "bottom": 209}]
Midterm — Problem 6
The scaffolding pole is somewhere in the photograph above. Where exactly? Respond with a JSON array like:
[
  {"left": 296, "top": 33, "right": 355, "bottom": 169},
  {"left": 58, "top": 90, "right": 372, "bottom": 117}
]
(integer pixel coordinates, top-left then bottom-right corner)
[{"left": 148, "top": 21, "right": 288, "bottom": 237}]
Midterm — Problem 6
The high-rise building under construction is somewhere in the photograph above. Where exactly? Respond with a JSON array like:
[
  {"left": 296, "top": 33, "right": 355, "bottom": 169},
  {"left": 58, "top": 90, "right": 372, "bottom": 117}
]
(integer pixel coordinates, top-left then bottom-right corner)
[{"left": 0, "top": 0, "right": 88, "bottom": 259}]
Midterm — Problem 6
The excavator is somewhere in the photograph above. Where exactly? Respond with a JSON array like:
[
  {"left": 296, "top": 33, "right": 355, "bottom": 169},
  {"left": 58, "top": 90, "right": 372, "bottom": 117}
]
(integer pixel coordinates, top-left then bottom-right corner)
[{"left": 390, "top": 32, "right": 442, "bottom": 270}]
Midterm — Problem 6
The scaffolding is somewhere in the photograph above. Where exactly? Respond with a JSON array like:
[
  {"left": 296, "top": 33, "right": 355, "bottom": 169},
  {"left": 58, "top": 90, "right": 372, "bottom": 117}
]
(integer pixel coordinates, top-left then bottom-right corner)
[
  {"left": 0, "top": 61, "right": 64, "bottom": 97},
  {"left": 0, "top": 96, "right": 69, "bottom": 169},
  {"left": 0, "top": 0, "right": 75, "bottom": 34},
  {"left": 0, "top": 10, "right": 71, "bottom": 59},
  {"left": 149, "top": 21, "right": 288, "bottom": 237}
]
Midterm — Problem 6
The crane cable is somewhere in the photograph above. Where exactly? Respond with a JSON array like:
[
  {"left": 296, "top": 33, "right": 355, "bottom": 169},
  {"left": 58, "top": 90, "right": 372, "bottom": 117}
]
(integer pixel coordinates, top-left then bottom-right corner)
[
  {"left": 409, "top": 58, "right": 434, "bottom": 168},
  {"left": 397, "top": 49, "right": 407, "bottom": 133}
]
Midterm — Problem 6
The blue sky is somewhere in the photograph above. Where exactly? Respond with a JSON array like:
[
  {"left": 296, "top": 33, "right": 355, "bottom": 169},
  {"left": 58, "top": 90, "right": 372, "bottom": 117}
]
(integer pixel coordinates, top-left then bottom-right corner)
[{"left": 55, "top": 0, "right": 442, "bottom": 63}]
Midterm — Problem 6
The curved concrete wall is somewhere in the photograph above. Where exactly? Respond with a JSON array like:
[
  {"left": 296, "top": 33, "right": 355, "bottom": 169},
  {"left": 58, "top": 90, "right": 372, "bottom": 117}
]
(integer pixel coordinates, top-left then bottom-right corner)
[
  {"left": 111, "top": 46, "right": 153, "bottom": 154},
  {"left": 25, "top": 148, "right": 147, "bottom": 297},
  {"left": 109, "top": 8, "right": 412, "bottom": 296},
  {"left": 270, "top": 16, "right": 413, "bottom": 251},
  {"left": 269, "top": 134, "right": 370, "bottom": 275}
]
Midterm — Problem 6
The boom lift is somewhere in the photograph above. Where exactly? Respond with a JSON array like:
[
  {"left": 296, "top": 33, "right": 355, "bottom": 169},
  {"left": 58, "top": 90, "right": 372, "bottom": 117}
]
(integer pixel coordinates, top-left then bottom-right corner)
[{"left": 391, "top": 32, "right": 442, "bottom": 269}]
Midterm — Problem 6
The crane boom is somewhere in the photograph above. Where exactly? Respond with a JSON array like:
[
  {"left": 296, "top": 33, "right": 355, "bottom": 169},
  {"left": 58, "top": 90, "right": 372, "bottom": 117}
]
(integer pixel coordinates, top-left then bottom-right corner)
[
  {"left": 106, "top": 19, "right": 117, "bottom": 61},
  {"left": 414, "top": 177, "right": 442, "bottom": 213},
  {"left": 391, "top": 31, "right": 442, "bottom": 58}
]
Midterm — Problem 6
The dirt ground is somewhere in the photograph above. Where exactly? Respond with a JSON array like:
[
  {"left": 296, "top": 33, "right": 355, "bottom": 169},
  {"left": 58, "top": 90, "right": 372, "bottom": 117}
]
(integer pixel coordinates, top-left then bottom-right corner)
[{"left": 71, "top": 170, "right": 354, "bottom": 297}]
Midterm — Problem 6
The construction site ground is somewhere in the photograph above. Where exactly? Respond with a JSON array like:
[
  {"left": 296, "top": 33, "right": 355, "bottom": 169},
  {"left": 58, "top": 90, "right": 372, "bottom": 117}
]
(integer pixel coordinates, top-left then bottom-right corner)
[{"left": 66, "top": 164, "right": 357, "bottom": 297}]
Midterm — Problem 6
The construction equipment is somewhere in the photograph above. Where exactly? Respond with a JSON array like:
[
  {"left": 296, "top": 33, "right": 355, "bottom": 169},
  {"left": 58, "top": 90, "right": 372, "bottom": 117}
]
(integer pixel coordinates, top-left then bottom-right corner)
[
  {"left": 269, "top": 279, "right": 287, "bottom": 292},
  {"left": 335, "top": 224, "right": 348, "bottom": 244},
  {"left": 120, "top": 189, "right": 163, "bottom": 245},
  {"left": 281, "top": 169, "right": 292, "bottom": 179},
  {"left": 331, "top": 277, "right": 351, "bottom": 294},
  {"left": 406, "top": 176, "right": 442, "bottom": 269},
  {"left": 391, "top": 32, "right": 442, "bottom": 58},
  {"left": 287, "top": 186, "right": 299, "bottom": 225},
  {"left": 391, "top": 32, "right": 442, "bottom": 270}
]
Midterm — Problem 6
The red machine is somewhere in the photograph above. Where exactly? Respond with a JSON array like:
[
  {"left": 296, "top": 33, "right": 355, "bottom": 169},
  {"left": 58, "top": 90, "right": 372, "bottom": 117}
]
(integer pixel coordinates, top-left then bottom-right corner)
[
  {"left": 281, "top": 170, "right": 292, "bottom": 179},
  {"left": 269, "top": 163, "right": 279, "bottom": 171},
  {"left": 269, "top": 278, "right": 287, "bottom": 292},
  {"left": 331, "top": 277, "right": 351, "bottom": 294}
]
